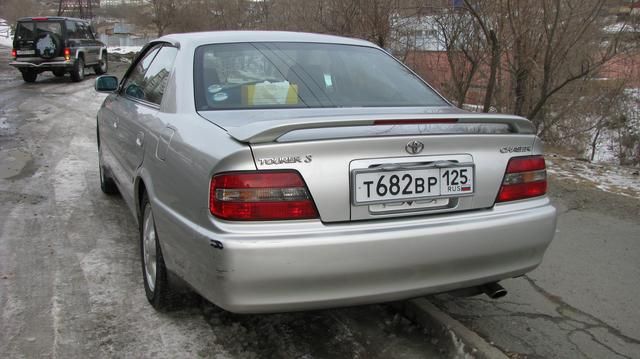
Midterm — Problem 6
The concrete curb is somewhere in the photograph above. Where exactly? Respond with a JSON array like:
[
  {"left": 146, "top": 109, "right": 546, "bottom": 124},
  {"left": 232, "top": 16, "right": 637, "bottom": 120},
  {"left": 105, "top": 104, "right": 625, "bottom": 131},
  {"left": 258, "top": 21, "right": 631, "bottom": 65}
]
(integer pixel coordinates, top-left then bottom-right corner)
[{"left": 396, "top": 298, "right": 509, "bottom": 359}]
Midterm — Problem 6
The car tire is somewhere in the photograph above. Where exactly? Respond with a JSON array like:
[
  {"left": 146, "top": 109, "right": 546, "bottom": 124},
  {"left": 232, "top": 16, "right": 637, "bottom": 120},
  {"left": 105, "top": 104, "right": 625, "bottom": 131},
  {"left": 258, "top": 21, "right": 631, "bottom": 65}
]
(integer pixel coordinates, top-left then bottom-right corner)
[
  {"left": 70, "top": 57, "right": 85, "bottom": 82},
  {"left": 140, "top": 193, "right": 179, "bottom": 311},
  {"left": 52, "top": 69, "right": 66, "bottom": 77},
  {"left": 94, "top": 52, "right": 108, "bottom": 75},
  {"left": 21, "top": 70, "right": 37, "bottom": 83},
  {"left": 98, "top": 147, "right": 119, "bottom": 195}
]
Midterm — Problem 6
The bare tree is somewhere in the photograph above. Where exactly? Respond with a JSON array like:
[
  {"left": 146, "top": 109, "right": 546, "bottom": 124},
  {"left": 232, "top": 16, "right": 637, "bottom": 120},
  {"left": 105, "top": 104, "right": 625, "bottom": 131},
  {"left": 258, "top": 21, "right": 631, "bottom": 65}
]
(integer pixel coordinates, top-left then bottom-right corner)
[
  {"left": 361, "top": 0, "right": 399, "bottom": 47},
  {"left": 462, "top": 0, "right": 503, "bottom": 113},
  {"left": 151, "top": 0, "right": 175, "bottom": 36},
  {"left": 0, "top": 0, "right": 37, "bottom": 27},
  {"left": 501, "top": 0, "right": 623, "bottom": 131},
  {"left": 432, "top": 8, "right": 485, "bottom": 107}
]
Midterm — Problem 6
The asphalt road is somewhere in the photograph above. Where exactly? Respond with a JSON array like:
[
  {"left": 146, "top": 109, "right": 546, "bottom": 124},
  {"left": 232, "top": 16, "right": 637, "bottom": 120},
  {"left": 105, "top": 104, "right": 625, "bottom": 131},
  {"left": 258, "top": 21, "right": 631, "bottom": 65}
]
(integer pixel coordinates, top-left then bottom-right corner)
[
  {"left": 0, "top": 50, "right": 443, "bottom": 358},
  {"left": 1, "top": 46, "right": 639, "bottom": 359}
]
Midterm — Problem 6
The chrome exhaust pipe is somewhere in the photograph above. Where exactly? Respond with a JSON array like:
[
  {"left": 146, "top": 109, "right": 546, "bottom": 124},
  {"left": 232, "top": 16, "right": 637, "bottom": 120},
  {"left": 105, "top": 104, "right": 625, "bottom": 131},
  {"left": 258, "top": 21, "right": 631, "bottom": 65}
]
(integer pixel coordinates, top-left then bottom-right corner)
[{"left": 482, "top": 282, "right": 507, "bottom": 299}]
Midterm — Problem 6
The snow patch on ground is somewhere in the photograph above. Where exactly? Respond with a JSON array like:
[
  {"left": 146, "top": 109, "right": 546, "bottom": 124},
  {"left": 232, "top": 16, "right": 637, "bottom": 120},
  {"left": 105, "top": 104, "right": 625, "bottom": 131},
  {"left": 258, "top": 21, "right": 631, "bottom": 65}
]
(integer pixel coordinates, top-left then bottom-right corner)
[
  {"left": 79, "top": 247, "right": 227, "bottom": 358},
  {"left": 448, "top": 330, "right": 474, "bottom": 359},
  {"left": 0, "top": 18, "right": 12, "bottom": 47},
  {"left": 547, "top": 154, "right": 640, "bottom": 198},
  {"left": 108, "top": 46, "right": 142, "bottom": 55},
  {"left": 604, "top": 22, "right": 640, "bottom": 34}
]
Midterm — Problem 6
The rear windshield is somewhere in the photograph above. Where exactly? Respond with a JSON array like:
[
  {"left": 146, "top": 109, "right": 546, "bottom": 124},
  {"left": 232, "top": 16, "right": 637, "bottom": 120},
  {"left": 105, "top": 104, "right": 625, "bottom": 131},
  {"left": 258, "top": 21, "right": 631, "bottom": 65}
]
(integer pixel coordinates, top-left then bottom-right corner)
[
  {"left": 194, "top": 42, "right": 447, "bottom": 110},
  {"left": 15, "top": 21, "right": 63, "bottom": 41}
]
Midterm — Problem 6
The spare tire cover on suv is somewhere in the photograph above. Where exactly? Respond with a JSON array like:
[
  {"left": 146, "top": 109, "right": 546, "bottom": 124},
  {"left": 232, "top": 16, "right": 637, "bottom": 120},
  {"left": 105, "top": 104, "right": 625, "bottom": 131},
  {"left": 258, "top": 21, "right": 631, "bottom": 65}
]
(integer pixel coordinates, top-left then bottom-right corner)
[{"left": 36, "top": 32, "right": 61, "bottom": 59}]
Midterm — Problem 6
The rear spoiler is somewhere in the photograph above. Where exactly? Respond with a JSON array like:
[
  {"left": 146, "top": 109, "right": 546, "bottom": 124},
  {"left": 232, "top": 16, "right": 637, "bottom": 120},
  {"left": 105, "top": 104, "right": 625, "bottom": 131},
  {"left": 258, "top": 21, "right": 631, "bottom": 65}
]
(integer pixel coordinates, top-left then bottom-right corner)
[{"left": 227, "top": 113, "right": 536, "bottom": 143}]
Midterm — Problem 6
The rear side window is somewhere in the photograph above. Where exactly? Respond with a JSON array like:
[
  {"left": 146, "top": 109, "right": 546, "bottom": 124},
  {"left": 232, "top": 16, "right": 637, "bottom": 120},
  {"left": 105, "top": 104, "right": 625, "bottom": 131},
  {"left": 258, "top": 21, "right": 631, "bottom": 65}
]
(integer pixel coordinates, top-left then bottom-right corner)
[
  {"left": 194, "top": 42, "right": 447, "bottom": 111},
  {"left": 15, "top": 21, "right": 63, "bottom": 41},
  {"left": 66, "top": 21, "right": 82, "bottom": 39},
  {"left": 141, "top": 46, "right": 178, "bottom": 104},
  {"left": 122, "top": 44, "right": 177, "bottom": 105}
]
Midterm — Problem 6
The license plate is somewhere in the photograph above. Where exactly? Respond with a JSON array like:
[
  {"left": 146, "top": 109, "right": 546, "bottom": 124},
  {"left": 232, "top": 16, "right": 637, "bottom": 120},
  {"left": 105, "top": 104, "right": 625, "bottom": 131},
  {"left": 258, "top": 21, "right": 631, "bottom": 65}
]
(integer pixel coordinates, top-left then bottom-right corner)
[
  {"left": 353, "top": 165, "right": 474, "bottom": 204},
  {"left": 17, "top": 50, "right": 35, "bottom": 55}
]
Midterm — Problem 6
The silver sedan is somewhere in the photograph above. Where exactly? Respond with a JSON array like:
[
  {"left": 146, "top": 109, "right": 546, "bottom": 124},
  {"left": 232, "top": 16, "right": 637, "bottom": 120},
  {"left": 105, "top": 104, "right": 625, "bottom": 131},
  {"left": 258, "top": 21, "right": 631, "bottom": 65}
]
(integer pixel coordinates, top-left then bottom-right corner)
[{"left": 95, "top": 31, "right": 557, "bottom": 313}]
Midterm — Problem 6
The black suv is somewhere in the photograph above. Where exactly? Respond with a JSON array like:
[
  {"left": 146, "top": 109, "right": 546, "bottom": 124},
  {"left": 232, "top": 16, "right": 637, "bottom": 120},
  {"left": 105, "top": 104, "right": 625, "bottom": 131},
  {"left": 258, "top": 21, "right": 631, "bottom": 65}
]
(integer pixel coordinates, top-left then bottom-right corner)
[{"left": 10, "top": 16, "right": 108, "bottom": 83}]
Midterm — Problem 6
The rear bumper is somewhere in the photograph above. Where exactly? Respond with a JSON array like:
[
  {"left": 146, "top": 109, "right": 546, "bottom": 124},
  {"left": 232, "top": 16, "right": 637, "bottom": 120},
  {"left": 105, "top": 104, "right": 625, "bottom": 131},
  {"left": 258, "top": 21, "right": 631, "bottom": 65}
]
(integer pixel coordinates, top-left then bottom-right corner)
[
  {"left": 159, "top": 197, "right": 557, "bottom": 313},
  {"left": 10, "top": 58, "right": 73, "bottom": 69}
]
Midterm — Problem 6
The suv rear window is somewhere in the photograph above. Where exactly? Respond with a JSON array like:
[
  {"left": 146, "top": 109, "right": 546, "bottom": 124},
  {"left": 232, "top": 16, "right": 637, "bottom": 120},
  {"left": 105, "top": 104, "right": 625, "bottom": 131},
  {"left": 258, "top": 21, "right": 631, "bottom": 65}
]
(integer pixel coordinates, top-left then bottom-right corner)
[
  {"left": 194, "top": 42, "right": 447, "bottom": 110},
  {"left": 15, "top": 21, "right": 63, "bottom": 41}
]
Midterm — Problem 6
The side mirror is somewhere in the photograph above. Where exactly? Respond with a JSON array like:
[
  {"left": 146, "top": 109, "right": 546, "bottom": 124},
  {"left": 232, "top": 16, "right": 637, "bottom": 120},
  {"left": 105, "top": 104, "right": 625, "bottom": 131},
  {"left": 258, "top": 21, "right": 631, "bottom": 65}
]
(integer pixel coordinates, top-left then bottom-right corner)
[{"left": 95, "top": 75, "right": 118, "bottom": 92}]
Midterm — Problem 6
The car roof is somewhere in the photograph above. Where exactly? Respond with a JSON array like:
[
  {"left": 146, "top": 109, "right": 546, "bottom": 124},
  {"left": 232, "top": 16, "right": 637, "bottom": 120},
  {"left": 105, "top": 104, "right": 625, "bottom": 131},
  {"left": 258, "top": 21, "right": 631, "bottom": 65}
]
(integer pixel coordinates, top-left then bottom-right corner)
[
  {"left": 17, "top": 16, "right": 88, "bottom": 23},
  {"left": 156, "top": 31, "right": 378, "bottom": 49}
]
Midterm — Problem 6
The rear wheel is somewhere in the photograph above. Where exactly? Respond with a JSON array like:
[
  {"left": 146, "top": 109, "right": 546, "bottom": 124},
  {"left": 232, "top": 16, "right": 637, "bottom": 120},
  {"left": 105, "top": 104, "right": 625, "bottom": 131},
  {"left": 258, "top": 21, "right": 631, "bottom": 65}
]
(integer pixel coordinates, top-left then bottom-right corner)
[
  {"left": 21, "top": 70, "right": 37, "bottom": 83},
  {"left": 70, "top": 57, "right": 85, "bottom": 82},
  {"left": 140, "top": 194, "right": 179, "bottom": 311},
  {"left": 94, "top": 52, "right": 108, "bottom": 75}
]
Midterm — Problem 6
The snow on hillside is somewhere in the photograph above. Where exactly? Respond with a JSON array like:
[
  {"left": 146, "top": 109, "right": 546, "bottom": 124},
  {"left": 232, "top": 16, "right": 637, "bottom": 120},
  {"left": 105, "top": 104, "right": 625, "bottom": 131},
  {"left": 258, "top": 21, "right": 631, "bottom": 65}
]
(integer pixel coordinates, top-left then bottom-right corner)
[{"left": 547, "top": 154, "right": 640, "bottom": 198}]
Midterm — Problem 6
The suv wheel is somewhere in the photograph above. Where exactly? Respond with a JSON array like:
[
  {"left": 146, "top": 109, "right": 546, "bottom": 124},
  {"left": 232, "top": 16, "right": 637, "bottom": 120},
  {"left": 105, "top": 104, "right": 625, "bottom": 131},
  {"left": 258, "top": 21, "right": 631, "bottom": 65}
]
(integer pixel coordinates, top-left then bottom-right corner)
[
  {"left": 21, "top": 70, "right": 37, "bottom": 83},
  {"left": 94, "top": 53, "right": 108, "bottom": 75},
  {"left": 71, "top": 57, "right": 85, "bottom": 82}
]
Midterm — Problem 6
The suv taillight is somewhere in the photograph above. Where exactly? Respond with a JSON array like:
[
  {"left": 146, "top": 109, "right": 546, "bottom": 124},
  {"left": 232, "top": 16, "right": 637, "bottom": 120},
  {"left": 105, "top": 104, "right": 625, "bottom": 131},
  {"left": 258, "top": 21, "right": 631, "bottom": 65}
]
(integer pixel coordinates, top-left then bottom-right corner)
[
  {"left": 11, "top": 49, "right": 17, "bottom": 59},
  {"left": 496, "top": 155, "right": 547, "bottom": 202},
  {"left": 210, "top": 171, "right": 319, "bottom": 221},
  {"left": 63, "top": 48, "right": 71, "bottom": 61}
]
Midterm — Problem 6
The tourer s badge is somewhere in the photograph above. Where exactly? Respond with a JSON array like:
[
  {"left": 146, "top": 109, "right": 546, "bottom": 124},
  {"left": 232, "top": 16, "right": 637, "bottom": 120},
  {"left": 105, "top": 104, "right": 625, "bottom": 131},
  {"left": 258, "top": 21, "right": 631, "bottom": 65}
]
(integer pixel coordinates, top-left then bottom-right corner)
[{"left": 259, "top": 155, "right": 313, "bottom": 165}]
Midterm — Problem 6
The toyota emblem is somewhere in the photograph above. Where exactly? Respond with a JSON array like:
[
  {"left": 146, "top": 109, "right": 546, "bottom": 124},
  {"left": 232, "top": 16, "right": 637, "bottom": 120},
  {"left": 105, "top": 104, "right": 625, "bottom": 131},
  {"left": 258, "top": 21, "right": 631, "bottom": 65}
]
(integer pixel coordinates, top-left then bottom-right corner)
[{"left": 405, "top": 140, "right": 424, "bottom": 155}]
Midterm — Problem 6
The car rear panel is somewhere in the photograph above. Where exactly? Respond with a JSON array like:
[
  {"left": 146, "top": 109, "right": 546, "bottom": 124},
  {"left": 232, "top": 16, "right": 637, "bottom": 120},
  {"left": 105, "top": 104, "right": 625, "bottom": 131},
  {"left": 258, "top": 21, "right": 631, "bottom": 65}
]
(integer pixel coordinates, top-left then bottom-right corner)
[{"left": 185, "top": 110, "right": 556, "bottom": 313}]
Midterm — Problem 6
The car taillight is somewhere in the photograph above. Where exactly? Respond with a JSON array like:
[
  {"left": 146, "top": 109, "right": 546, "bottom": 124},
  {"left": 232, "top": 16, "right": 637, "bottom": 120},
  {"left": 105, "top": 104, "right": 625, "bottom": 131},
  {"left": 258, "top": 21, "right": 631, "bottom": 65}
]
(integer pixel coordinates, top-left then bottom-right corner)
[
  {"left": 210, "top": 171, "right": 319, "bottom": 221},
  {"left": 64, "top": 48, "right": 71, "bottom": 61},
  {"left": 496, "top": 155, "right": 547, "bottom": 202},
  {"left": 11, "top": 49, "right": 17, "bottom": 59}
]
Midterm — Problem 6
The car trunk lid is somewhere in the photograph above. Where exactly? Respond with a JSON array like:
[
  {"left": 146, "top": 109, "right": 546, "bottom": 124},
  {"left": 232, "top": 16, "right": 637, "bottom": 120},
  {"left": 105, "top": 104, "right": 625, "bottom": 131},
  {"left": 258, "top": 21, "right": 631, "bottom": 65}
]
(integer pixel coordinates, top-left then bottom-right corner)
[{"left": 199, "top": 108, "right": 538, "bottom": 222}]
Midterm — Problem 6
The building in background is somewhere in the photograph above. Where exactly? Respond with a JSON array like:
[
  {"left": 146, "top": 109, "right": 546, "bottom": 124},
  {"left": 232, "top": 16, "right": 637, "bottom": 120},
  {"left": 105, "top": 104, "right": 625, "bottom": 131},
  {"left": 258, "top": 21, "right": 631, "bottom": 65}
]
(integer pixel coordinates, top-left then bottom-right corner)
[
  {"left": 101, "top": 0, "right": 144, "bottom": 7},
  {"left": 57, "top": 0, "right": 101, "bottom": 19}
]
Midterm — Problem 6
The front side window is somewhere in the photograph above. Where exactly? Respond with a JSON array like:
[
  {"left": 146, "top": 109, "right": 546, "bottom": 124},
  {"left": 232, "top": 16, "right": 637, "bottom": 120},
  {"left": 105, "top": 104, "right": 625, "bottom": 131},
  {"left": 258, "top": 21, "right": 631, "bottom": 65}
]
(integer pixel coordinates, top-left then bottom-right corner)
[
  {"left": 123, "top": 45, "right": 161, "bottom": 101},
  {"left": 122, "top": 44, "right": 177, "bottom": 105},
  {"left": 194, "top": 42, "right": 447, "bottom": 111},
  {"left": 79, "top": 23, "right": 93, "bottom": 39}
]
